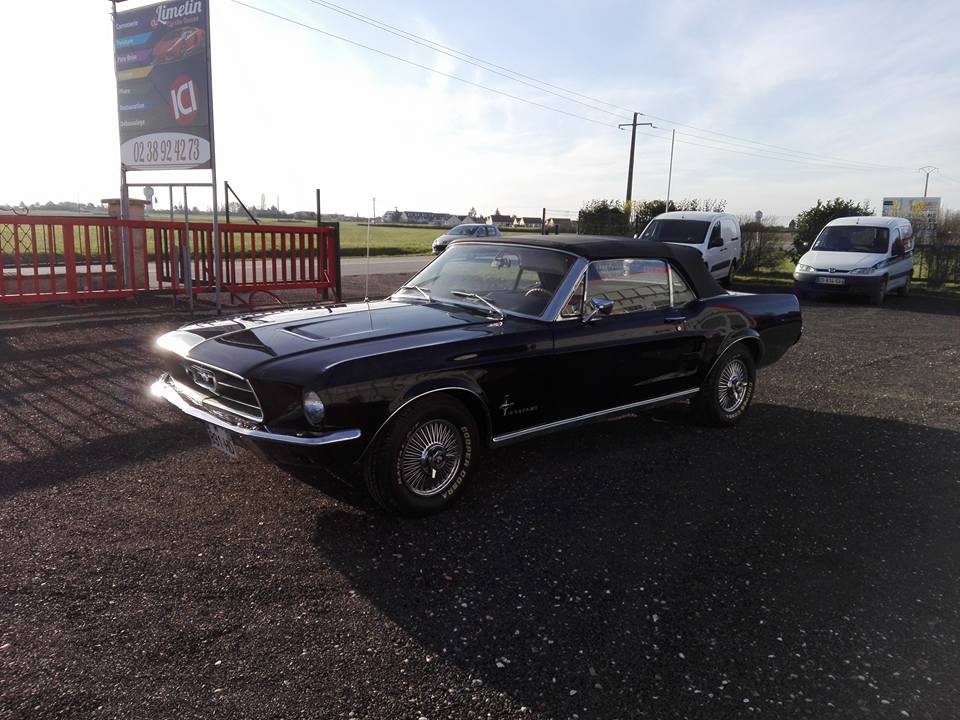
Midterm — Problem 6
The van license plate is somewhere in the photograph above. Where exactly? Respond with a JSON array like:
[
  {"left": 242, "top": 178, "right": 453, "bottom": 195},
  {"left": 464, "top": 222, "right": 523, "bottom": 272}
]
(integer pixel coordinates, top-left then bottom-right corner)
[
  {"left": 207, "top": 423, "right": 238, "bottom": 459},
  {"left": 816, "top": 277, "right": 846, "bottom": 285}
]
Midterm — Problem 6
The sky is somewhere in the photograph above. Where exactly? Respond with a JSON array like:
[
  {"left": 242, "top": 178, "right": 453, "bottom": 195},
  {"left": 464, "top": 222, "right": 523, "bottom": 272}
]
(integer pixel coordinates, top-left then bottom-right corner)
[{"left": 1, "top": 0, "right": 959, "bottom": 221}]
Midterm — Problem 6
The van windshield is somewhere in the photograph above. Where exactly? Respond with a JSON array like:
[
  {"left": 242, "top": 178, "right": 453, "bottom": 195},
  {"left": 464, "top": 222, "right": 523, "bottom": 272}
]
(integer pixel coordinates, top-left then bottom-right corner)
[
  {"left": 640, "top": 219, "right": 710, "bottom": 244},
  {"left": 812, "top": 226, "right": 889, "bottom": 253}
]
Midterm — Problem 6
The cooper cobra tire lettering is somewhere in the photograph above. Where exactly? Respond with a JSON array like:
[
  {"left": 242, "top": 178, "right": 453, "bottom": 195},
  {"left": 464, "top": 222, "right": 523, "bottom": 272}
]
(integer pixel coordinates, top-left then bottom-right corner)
[{"left": 365, "top": 396, "right": 479, "bottom": 516}]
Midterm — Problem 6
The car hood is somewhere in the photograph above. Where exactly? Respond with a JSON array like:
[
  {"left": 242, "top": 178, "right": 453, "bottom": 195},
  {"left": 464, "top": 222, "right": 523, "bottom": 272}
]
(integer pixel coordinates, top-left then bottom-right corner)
[
  {"left": 157, "top": 300, "right": 495, "bottom": 377},
  {"left": 660, "top": 241, "right": 705, "bottom": 255},
  {"left": 800, "top": 250, "right": 882, "bottom": 270}
]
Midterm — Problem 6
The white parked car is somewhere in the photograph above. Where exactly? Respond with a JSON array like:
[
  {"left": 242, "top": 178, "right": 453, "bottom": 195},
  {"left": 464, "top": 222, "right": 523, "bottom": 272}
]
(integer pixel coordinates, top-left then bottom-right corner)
[
  {"left": 792, "top": 216, "right": 914, "bottom": 305},
  {"left": 432, "top": 224, "right": 502, "bottom": 254},
  {"left": 637, "top": 212, "right": 742, "bottom": 285}
]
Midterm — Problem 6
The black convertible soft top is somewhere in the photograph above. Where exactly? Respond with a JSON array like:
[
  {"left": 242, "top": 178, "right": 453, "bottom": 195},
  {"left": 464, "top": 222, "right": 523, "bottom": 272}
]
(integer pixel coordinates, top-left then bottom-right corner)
[{"left": 458, "top": 234, "right": 726, "bottom": 299}]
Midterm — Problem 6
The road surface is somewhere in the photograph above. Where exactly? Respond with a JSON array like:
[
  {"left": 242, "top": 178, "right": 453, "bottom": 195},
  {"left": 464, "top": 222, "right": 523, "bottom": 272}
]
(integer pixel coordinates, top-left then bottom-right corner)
[{"left": 340, "top": 255, "right": 432, "bottom": 277}]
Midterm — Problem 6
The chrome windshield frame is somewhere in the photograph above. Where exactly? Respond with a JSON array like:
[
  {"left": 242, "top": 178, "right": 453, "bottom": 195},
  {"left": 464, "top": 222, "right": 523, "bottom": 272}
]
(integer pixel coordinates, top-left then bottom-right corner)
[{"left": 390, "top": 242, "right": 586, "bottom": 323}]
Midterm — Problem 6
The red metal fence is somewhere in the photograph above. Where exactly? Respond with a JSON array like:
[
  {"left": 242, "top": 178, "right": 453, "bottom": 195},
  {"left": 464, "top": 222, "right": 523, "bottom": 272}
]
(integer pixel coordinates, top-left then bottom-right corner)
[{"left": 0, "top": 215, "right": 340, "bottom": 305}]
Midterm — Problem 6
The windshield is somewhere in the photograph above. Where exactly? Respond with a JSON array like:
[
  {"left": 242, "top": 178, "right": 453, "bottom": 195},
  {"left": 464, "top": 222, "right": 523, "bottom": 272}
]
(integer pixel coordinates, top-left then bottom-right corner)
[
  {"left": 812, "top": 226, "right": 889, "bottom": 253},
  {"left": 397, "top": 243, "right": 575, "bottom": 317},
  {"left": 448, "top": 225, "right": 483, "bottom": 236},
  {"left": 639, "top": 219, "right": 710, "bottom": 244}
]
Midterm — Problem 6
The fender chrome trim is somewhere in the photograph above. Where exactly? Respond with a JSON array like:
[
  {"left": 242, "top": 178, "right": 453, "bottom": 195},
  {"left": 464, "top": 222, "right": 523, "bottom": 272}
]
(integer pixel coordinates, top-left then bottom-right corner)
[
  {"left": 704, "top": 335, "right": 762, "bottom": 378},
  {"left": 360, "top": 385, "right": 490, "bottom": 459},
  {"left": 491, "top": 387, "right": 699, "bottom": 445},
  {"left": 151, "top": 375, "right": 361, "bottom": 447}
]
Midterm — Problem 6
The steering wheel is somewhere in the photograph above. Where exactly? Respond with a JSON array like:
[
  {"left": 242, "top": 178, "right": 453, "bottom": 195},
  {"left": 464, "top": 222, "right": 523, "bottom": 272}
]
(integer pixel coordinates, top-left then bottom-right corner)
[{"left": 524, "top": 285, "right": 553, "bottom": 300}]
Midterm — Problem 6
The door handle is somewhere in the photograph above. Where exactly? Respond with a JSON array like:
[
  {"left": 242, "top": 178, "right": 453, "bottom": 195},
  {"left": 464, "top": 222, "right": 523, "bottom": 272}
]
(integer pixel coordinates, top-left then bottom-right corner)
[{"left": 664, "top": 315, "right": 686, "bottom": 331}]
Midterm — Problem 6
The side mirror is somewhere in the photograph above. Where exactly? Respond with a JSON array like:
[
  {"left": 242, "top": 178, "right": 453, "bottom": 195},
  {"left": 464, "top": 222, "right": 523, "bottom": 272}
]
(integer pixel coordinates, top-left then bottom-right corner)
[
  {"left": 583, "top": 296, "right": 614, "bottom": 323},
  {"left": 708, "top": 234, "right": 723, "bottom": 249},
  {"left": 892, "top": 240, "right": 904, "bottom": 257}
]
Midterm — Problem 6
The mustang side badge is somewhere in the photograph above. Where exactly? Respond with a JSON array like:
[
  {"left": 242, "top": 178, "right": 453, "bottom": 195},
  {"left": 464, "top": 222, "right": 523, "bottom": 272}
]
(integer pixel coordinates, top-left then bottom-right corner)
[{"left": 500, "top": 395, "right": 538, "bottom": 418}]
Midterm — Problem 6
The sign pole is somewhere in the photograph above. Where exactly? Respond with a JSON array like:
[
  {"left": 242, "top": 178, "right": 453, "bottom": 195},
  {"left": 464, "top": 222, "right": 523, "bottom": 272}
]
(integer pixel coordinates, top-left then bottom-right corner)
[
  {"left": 111, "top": 0, "right": 131, "bottom": 288},
  {"left": 203, "top": 2, "right": 222, "bottom": 314}
]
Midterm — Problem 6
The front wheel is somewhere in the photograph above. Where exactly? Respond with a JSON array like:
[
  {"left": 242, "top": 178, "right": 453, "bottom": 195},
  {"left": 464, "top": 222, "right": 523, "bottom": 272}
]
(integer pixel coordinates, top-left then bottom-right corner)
[
  {"left": 692, "top": 346, "right": 756, "bottom": 426},
  {"left": 897, "top": 274, "right": 911, "bottom": 297},
  {"left": 870, "top": 277, "right": 888, "bottom": 306},
  {"left": 363, "top": 395, "right": 479, "bottom": 516}
]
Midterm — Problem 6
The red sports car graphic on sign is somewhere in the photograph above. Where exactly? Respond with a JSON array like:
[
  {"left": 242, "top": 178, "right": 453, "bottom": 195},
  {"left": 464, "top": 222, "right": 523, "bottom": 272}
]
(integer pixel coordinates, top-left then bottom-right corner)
[{"left": 152, "top": 27, "right": 205, "bottom": 64}]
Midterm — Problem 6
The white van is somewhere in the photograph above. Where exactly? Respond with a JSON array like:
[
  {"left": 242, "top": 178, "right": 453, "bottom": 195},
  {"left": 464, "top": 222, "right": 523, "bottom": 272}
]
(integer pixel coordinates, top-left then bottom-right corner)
[
  {"left": 793, "top": 216, "right": 914, "bottom": 305},
  {"left": 638, "top": 212, "right": 742, "bottom": 285}
]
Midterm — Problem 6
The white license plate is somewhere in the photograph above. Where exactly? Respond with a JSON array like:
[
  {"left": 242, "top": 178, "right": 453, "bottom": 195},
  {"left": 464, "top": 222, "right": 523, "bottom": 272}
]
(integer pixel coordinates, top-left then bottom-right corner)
[
  {"left": 206, "top": 423, "right": 238, "bottom": 459},
  {"left": 816, "top": 276, "right": 846, "bottom": 285}
]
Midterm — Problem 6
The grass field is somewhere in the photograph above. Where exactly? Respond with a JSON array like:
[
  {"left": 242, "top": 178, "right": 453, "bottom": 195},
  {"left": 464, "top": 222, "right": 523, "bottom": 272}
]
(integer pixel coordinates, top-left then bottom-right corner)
[
  {"left": 0, "top": 217, "right": 440, "bottom": 261},
  {"left": 4, "top": 211, "right": 551, "bottom": 257},
  {"left": 154, "top": 216, "right": 441, "bottom": 255}
]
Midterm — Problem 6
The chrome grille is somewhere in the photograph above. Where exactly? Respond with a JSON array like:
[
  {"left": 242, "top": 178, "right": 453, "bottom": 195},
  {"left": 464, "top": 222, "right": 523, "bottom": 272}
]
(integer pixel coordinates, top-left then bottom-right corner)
[{"left": 183, "top": 362, "right": 263, "bottom": 421}]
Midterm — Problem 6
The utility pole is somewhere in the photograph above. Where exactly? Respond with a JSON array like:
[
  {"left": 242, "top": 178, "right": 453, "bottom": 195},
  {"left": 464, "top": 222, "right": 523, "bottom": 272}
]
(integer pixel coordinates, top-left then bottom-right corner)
[
  {"left": 618, "top": 113, "right": 655, "bottom": 204},
  {"left": 665, "top": 128, "right": 676, "bottom": 213},
  {"left": 919, "top": 166, "right": 937, "bottom": 197}
]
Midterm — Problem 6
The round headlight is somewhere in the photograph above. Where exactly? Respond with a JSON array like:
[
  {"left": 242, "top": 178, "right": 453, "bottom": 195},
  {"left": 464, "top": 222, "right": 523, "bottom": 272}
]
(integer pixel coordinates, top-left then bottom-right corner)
[{"left": 303, "top": 390, "right": 325, "bottom": 427}]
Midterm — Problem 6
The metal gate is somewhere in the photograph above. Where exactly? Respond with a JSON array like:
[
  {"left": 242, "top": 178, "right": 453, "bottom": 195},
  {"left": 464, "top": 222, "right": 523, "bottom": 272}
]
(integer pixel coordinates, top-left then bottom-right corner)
[{"left": 0, "top": 216, "right": 341, "bottom": 305}]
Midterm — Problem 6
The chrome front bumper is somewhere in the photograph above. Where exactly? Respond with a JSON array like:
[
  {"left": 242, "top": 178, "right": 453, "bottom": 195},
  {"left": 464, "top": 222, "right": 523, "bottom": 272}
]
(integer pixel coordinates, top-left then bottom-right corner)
[{"left": 151, "top": 374, "right": 362, "bottom": 447}]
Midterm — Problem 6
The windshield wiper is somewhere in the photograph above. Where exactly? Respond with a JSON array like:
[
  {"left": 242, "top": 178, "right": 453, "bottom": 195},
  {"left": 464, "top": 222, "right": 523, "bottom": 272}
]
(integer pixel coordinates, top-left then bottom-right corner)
[
  {"left": 394, "top": 284, "right": 431, "bottom": 301},
  {"left": 450, "top": 291, "right": 504, "bottom": 320}
]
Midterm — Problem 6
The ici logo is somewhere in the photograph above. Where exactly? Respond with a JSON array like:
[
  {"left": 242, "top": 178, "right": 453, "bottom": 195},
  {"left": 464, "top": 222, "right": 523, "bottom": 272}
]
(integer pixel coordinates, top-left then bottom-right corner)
[{"left": 170, "top": 75, "right": 199, "bottom": 124}]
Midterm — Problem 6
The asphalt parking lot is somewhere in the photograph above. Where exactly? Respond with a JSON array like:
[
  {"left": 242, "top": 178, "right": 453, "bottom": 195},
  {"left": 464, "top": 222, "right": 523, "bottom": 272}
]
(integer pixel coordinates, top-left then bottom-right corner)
[{"left": 2, "top": 289, "right": 959, "bottom": 720}]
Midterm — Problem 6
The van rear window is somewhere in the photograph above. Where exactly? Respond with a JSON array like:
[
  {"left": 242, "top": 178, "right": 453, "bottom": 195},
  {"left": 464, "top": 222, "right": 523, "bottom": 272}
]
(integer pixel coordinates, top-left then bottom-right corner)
[
  {"left": 640, "top": 219, "right": 710, "bottom": 244},
  {"left": 813, "top": 226, "right": 889, "bottom": 253}
]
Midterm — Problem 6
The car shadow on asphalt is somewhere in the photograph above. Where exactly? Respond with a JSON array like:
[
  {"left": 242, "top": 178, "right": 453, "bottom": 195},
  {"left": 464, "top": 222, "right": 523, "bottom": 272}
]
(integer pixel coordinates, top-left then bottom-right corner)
[
  {"left": 803, "top": 292, "right": 960, "bottom": 317},
  {"left": 309, "top": 403, "right": 960, "bottom": 718}
]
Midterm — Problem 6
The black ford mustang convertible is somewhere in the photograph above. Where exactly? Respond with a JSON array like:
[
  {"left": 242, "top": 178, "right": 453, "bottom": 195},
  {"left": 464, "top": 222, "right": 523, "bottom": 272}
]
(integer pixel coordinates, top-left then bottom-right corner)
[{"left": 152, "top": 236, "right": 802, "bottom": 515}]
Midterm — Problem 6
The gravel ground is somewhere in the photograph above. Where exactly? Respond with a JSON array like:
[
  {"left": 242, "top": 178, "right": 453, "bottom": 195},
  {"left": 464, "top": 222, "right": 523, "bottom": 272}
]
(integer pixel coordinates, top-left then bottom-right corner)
[{"left": 1, "top": 289, "right": 959, "bottom": 720}]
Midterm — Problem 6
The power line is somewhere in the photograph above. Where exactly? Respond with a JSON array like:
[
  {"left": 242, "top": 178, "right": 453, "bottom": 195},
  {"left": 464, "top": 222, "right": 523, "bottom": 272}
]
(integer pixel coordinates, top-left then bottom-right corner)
[
  {"left": 296, "top": 0, "right": 914, "bottom": 173},
  {"left": 641, "top": 113, "right": 916, "bottom": 172},
  {"left": 302, "top": 0, "right": 631, "bottom": 122},
  {"left": 633, "top": 127, "right": 914, "bottom": 173},
  {"left": 670, "top": 128, "right": 913, "bottom": 172},
  {"left": 300, "top": 0, "right": 633, "bottom": 115},
  {"left": 227, "top": 0, "right": 618, "bottom": 129},
  {"left": 230, "top": 0, "right": 925, "bottom": 176}
]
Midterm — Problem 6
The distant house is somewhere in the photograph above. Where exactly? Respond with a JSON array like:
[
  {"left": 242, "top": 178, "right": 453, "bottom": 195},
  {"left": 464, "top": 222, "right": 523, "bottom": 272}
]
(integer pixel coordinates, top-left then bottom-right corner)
[
  {"left": 443, "top": 215, "right": 464, "bottom": 227},
  {"left": 399, "top": 211, "right": 448, "bottom": 225},
  {"left": 546, "top": 217, "right": 576, "bottom": 233},
  {"left": 513, "top": 216, "right": 543, "bottom": 229},
  {"left": 485, "top": 210, "right": 513, "bottom": 227}
]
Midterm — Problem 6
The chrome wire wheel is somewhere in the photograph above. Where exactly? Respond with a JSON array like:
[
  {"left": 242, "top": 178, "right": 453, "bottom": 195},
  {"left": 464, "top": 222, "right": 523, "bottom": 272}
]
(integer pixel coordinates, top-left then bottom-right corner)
[
  {"left": 399, "top": 419, "right": 464, "bottom": 497},
  {"left": 717, "top": 358, "right": 750, "bottom": 413}
]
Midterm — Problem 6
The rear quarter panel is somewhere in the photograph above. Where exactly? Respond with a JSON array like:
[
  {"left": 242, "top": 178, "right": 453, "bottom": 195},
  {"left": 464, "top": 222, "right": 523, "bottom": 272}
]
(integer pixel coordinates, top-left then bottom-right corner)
[{"left": 707, "top": 291, "right": 802, "bottom": 367}]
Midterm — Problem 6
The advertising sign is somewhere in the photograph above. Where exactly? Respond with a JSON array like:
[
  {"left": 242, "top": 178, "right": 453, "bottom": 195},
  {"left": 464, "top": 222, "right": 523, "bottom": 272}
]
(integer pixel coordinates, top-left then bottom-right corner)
[
  {"left": 113, "top": 0, "right": 211, "bottom": 170},
  {"left": 882, "top": 197, "right": 941, "bottom": 243}
]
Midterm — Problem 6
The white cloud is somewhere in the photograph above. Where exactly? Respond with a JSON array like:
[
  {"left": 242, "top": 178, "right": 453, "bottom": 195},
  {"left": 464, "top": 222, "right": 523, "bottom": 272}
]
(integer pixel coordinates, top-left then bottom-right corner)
[{"left": 0, "top": 0, "right": 957, "bottom": 219}]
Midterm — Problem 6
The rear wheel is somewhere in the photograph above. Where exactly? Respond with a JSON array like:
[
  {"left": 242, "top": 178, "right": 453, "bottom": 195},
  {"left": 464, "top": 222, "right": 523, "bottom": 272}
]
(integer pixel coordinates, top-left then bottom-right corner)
[
  {"left": 363, "top": 396, "right": 479, "bottom": 516},
  {"left": 724, "top": 260, "right": 737, "bottom": 287},
  {"left": 692, "top": 346, "right": 756, "bottom": 426}
]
